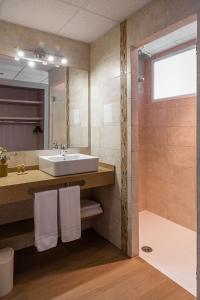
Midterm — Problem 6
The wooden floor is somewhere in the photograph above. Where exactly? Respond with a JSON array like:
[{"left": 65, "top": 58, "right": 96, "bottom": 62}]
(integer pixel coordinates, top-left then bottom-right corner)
[{"left": 3, "top": 230, "right": 195, "bottom": 300}]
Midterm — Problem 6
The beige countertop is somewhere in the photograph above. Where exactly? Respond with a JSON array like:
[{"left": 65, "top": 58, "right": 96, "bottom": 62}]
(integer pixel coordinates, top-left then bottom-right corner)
[{"left": 0, "top": 163, "right": 115, "bottom": 205}]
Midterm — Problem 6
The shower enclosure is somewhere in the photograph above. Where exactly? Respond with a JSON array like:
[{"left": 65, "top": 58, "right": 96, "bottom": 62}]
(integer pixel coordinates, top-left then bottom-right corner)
[{"left": 132, "top": 22, "right": 197, "bottom": 296}]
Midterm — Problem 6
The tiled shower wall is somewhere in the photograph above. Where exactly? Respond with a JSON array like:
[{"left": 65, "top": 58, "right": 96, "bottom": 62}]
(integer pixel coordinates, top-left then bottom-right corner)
[
  {"left": 127, "top": 0, "right": 200, "bottom": 260},
  {"left": 139, "top": 58, "right": 196, "bottom": 231}
]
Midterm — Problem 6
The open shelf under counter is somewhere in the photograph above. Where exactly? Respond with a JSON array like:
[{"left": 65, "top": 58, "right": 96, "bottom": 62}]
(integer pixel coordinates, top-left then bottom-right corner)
[
  {"left": 0, "top": 204, "right": 103, "bottom": 251},
  {"left": 0, "top": 163, "right": 115, "bottom": 206},
  {"left": 0, "top": 219, "right": 34, "bottom": 251}
]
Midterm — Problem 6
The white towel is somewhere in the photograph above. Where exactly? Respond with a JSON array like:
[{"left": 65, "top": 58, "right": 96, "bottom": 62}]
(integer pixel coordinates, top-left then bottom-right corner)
[
  {"left": 59, "top": 186, "right": 81, "bottom": 243},
  {"left": 81, "top": 200, "right": 103, "bottom": 218},
  {"left": 34, "top": 190, "right": 58, "bottom": 252}
]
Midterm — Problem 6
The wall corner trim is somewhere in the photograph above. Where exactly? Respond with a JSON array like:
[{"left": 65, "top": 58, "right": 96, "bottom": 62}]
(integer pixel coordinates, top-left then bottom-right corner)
[{"left": 120, "top": 20, "right": 128, "bottom": 254}]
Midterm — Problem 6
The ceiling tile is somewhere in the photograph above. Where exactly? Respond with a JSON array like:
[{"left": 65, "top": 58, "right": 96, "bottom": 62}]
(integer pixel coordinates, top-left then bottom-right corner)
[
  {"left": 0, "top": 60, "right": 21, "bottom": 79},
  {"left": 165, "top": 22, "right": 197, "bottom": 42},
  {"left": 59, "top": 9, "right": 117, "bottom": 42},
  {"left": 143, "top": 21, "right": 197, "bottom": 55},
  {"left": 0, "top": 0, "right": 151, "bottom": 42},
  {"left": 13, "top": 66, "right": 48, "bottom": 83},
  {"left": 21, "top": 67, "right": 48, "bottom": 76},
  {"left": 61, "top": 0, "right": 89, "bottom": 8},
  {"left": 143, "top": 36, "right": 172, "bottom": 55},
  {"left": 0, "top": 62, "right": 22, "bottom": 72},
  {"left": 0, "top": 0, "right": 78, "bottom": 34},
  {"left": 40, "top": 77, "right": 49, "bottom": 84},
  {"left": 174, "top": 35, "right": 196, "bottom": 45},
  {"left": 0, "top": 71, "right": 18, "bottom": 80},
  {"left": 16, "top": 73, "right": 48, "bottom": 83},
  {"left": 85, "top": 0, "right": 151, "bottom": 21}
]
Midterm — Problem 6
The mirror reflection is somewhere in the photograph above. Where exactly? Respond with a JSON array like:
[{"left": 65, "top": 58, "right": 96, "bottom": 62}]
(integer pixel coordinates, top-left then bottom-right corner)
[{"left": 0, "top": 55, "right": 89, "bottom": 151}]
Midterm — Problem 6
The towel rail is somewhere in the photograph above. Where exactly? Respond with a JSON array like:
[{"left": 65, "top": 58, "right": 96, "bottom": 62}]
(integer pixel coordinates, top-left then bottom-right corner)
[{"left": 28, "top": 180, "right": 85, "bottom": 195}]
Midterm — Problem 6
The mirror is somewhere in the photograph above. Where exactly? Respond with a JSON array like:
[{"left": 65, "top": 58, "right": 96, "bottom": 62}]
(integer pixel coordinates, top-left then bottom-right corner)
[
  {"left": 49, "top": 67, "right": 89, "bottom": 149},
  {"left": 69, "top": 68, "right": 89, "bottom": 148},
  {"left": 0, "top": 54, "right": 89, "bottom": 151}
]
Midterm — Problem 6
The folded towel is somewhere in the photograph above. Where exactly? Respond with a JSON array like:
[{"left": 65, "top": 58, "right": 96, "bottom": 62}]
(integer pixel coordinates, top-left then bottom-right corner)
[
  {"left": 81, "top": 199, "right": 103, "bottom": 218},
  {"left": 34, "top": 190, "right": 58, "bottom": 252},
  {"left": 81, "top": 200, "right": 101, "bottom": 210},
  {"left": 59, "top": 186, "right": 81, "bottom": 243},
  {"left": 81, "top": 206, "right": 103, "bottom": 219}
]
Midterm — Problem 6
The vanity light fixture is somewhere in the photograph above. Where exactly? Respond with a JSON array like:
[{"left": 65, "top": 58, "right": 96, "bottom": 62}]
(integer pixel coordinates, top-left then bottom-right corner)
[
  {"left": 17, "top": 50, "right": 24, "bottom": 57},
  {"left": 61, "top": 58, "right": 67, "bottom": 65},
  {"left": 28, "top": 61, "right": 35, "bottom": 67},
  {"left": 14, "top": 48, "right": 67, "bottom": 68},
  {"left": 47, "top": 55, "right": 54, "bottom": 62}
]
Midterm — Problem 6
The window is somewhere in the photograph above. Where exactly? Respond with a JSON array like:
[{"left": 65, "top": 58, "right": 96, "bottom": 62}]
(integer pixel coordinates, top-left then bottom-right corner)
[{"left": 152, "top": 47, "right": 196, "bottom": 100}]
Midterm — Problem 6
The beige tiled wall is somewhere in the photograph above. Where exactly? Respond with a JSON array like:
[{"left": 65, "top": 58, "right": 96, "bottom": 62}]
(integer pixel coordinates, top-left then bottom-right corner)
[
  {"left": 90, "top": 26, "right": 121, "bottom": 248},
  {"left": 140, "top": 59, "right": 196, "bottom": 231}
]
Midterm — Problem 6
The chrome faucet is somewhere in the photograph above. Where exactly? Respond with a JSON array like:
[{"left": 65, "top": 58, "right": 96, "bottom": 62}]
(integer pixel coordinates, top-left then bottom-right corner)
[
  {"left": 52, "top": 142, "right": 58, "bottom": 149},
  {"left": 60, "top": 144, "right": 67, "bottom": 156},
  {"left": 52, "top": 143, "right": 67, "bottom": 156}
]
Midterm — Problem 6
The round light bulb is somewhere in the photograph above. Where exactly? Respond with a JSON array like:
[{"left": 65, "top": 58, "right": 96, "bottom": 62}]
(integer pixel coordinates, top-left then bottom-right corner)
[
  {"left": 48, "top": 55, "right": 54, "bottom": 62},
  {"left": 28, "top": 61, "right": 35, "bottom": 67},
  {"left": 17, "top": 50, "right": 24, "bottom": 57},
  {"left": 61, "top": 58, "right": 67, "bottom": 65}
]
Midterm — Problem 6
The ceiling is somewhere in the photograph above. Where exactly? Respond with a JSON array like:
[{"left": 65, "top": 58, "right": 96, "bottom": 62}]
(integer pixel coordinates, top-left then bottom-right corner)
[
  {"left": 0, "top": 0, "right": 151, "bottom": 43},
  {"left": 142, "top": 21, "right": 197, "bottom": 56},
  {"left": 0, "top": 55, "right": 48, "bottom": 84}
]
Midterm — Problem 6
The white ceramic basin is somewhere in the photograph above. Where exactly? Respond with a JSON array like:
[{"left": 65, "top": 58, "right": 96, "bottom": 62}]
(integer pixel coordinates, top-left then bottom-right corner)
[{"left": 39, "top": 153, "right": 99, "bottom": 176}]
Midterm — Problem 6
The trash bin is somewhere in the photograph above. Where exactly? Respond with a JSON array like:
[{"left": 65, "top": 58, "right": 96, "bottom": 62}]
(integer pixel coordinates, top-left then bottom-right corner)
[{"left": 0, "top": 248, "right": 14, "bottom": 297}]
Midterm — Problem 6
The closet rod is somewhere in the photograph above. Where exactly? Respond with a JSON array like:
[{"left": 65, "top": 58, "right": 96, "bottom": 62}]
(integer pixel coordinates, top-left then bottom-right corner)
[{"left": 0, "top": 121, "right": 39, "bottom": 125}]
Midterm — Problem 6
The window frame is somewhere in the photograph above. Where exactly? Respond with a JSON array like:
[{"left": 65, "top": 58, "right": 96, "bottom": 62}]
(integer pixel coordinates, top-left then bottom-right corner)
[{"left": 151, "top": 44, "right": 196, "bottom": 102}]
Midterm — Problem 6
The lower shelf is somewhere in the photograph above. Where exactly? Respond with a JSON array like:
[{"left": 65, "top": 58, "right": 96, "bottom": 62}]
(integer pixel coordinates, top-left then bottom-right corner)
[{"left": 0, "top": 200, "right": 103, "bottom": 251}]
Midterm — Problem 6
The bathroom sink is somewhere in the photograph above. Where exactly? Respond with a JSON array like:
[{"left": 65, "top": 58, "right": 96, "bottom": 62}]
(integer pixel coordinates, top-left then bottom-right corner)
[{"left": 39, "top": 153, "right": 99, "bottom": 176}]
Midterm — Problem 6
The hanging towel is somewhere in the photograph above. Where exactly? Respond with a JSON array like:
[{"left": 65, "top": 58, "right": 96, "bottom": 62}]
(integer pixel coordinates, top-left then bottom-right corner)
[
  {"left": 34, "top": 190, "right": 58, "bottom": 252},
  {"left": 59, "top": 186, "right": 81, "bottom": 243}
]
